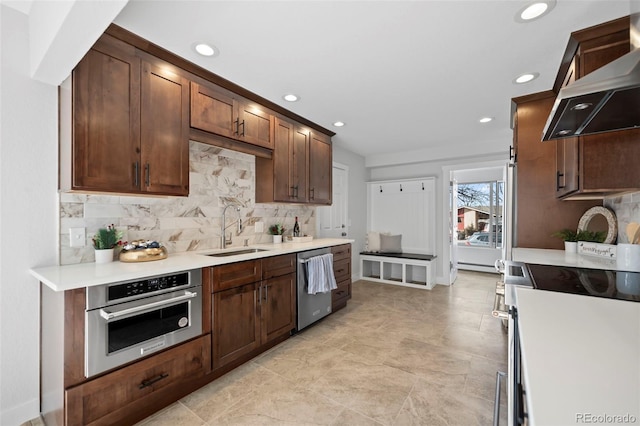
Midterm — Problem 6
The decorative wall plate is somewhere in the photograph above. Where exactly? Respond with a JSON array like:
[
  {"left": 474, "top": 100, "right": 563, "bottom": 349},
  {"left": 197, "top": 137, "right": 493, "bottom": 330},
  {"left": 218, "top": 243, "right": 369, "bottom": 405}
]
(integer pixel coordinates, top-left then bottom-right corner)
[{"left": 577, "top": 206, "right": 617, "bottom": 244}]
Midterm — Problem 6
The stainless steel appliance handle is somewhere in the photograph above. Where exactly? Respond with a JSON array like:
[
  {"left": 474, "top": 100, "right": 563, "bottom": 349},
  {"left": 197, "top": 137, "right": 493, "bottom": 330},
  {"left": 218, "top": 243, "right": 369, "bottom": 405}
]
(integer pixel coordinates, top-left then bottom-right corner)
[
  {"left": 492, "top": 293, "right": 509, "bottom": 319},
  {"left": 99, "top": 291, "right": 198, "bottom": 321},
  {"left": 493, "top": 371, "right": 506, "bottom": 426}
]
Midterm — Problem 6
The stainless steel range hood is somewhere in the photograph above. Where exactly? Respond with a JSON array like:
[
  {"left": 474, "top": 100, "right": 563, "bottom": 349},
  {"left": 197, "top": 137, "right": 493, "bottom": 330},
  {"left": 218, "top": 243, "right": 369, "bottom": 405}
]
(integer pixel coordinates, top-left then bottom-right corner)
[{"left": 542, "top": 11, "right": 640, "bottom": 141}]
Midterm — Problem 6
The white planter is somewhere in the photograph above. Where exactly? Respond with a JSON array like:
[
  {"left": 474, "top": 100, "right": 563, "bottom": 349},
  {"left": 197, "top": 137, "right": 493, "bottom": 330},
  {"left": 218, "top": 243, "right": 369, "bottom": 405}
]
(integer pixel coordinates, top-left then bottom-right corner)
[
  {"left": 564, "top": 241, "right": 577, "bottom": 253},
  {"left": 95, "top": 248, "right": 115, "bottom": 264},
  {"left": 272, "top": 235, "right": 283, "bottom": 244}
]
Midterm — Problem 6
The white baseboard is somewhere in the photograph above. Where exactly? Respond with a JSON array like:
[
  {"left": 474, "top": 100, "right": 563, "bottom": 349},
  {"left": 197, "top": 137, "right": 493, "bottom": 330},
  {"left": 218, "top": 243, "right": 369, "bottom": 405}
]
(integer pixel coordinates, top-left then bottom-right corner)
[{"left": 1, "top": 398, "right": 40, "bottom": 426}]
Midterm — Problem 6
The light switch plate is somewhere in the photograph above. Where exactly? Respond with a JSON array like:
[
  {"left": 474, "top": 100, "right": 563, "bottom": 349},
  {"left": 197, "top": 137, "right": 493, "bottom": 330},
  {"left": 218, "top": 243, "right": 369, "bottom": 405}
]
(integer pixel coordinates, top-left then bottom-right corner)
[
  {"left": 255, "top": 221, "right": 264, "bottom": 233},
  {"left": 69, "top": 227, "right": 86, "bottom": 247}
]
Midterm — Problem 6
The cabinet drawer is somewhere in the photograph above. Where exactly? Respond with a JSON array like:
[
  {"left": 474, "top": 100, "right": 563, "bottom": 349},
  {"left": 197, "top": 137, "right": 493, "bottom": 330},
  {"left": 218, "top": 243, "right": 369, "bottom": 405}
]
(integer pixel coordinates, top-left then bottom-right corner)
[
  {"left": 65, "top": 335, "right": 210, "bottom": 425},
  {"left": 332, "top": 279, "right": 351, "bottom": 308},
  {"left": 331, "top": 244, "right": 351, "bottom": 262},
  {"left": 262, "top": 254, "right": 296, "bottom": 279},
  {"left": 212, "top": 260, "right": 261, "bottom": 292},
  {"left": 333, "top": 258, "right": 351, "bottom": 282}
]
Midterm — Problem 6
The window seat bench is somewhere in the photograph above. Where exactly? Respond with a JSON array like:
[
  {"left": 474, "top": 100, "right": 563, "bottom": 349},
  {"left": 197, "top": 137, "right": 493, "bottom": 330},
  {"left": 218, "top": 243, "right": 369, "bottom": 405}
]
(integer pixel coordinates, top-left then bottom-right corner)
[{"left": 359, "top": 252, "right": 437, "bottom": 290}]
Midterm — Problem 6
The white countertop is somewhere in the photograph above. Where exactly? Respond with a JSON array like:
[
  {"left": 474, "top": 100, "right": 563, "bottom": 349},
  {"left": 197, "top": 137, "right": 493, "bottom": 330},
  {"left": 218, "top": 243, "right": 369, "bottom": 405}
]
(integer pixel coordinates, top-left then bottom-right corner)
[
  {"left": 31, "top": 238, "right": 353, "bottom": 292},
  {"left": 516, "top": 287, "right": 640, "bottom": 425},
  {"left": 513, "top": 247, "right": 617, "bottom": 270}
]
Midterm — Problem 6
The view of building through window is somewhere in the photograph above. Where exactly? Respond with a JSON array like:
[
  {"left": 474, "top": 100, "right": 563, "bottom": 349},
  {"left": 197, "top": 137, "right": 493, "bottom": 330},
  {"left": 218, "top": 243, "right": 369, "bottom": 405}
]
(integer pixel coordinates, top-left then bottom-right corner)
[{"left": 456, "top": 181, "right": 504, "bottom": 248}]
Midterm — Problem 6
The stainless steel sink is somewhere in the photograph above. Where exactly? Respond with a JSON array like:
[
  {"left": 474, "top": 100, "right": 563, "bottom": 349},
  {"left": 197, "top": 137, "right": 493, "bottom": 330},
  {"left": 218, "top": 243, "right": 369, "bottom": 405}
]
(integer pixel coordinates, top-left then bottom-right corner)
[{"left": 204, "top": 248, "right": 270, "bottom": 257}]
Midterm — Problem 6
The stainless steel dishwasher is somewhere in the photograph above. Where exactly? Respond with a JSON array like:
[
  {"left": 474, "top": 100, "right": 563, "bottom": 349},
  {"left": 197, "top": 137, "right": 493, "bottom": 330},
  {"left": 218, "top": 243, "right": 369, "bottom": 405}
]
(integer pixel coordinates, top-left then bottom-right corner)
[{"left": 296, "top": 248, "right": 332, "bottom": 330}]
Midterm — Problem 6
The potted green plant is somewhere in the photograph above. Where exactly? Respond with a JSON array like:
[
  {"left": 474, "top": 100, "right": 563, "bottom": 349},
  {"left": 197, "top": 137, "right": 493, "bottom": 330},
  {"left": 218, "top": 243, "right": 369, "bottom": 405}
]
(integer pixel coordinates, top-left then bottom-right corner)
[
  {"left": 92, "top": 224, "right": 123, "bottom": 263},
  {"left": 268, "top": 224, "right": 285, "bottom": 244},
  {"left": 551, "top": 228, "right": 579, "bottom": 253},
  {"left": 576, "top": 229, "right": 606, "bottom": 243}
]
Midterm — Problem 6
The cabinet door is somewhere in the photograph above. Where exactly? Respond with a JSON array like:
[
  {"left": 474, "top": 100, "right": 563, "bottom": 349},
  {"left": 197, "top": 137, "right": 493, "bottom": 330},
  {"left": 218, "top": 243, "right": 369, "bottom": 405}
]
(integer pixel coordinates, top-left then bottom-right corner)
[
  {"left": 213, "top": 284, "right": 260, "bottom": 369},
  {"left": 272, "top": 118, "right": 295, "bottom": 202},
  {"left": 140, "top": 62, "right": 190, "bottom": 196},
  {"left": 190, "top": 81, "right": 237, "bottom": 139},
  {"left": 308, "top": 132, "right": 332, "bottom": 205},
  {"left": 292, "top": 126, "right": 309, "bottom": 202},
  {"left": 260, "top": 273, "right": 295, "bottom": 344},
  {"left": 238, "top": 101, "right": 274, "bottom": 149},
  {"left": 72, "top": 38, "right": 141, "bottom": 193}
]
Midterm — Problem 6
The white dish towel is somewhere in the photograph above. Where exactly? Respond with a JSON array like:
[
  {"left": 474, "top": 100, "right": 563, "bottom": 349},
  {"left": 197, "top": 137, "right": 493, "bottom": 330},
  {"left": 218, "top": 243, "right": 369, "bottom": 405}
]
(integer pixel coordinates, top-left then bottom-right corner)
[{"left": 306, "top": 253, "right": 338, "bottom": 295}]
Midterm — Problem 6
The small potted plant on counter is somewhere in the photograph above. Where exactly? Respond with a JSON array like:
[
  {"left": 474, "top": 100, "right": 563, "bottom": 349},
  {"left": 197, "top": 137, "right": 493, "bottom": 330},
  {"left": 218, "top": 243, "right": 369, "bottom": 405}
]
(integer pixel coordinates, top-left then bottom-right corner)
[
  {"left": 92, "top": 224, "right": 123, "bottom": 263},
  {"left": 268, "top": 223, "right": 285, "bottom": 244},
  {"left": 551, "top": 228, "right": 579, "bottom": 253}
]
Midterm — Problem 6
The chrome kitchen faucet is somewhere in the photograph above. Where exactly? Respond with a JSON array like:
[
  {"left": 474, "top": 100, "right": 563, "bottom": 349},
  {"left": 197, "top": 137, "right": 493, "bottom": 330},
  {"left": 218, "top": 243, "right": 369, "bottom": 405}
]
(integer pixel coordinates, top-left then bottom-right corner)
[{"left": 221, "top": 204, "right": 243, "bottom": 248}]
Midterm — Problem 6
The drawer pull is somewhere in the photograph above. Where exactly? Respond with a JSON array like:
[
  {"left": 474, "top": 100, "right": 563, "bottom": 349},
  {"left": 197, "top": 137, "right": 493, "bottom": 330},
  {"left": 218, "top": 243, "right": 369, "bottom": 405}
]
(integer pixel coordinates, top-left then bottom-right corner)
[{"left": 139, "top": 373, "right": 168, "bottom": 389}]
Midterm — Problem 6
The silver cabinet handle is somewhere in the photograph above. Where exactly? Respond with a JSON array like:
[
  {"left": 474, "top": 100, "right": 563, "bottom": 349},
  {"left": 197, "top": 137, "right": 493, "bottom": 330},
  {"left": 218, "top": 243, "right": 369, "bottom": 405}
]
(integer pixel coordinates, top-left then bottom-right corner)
[
  {"left": 134, "top": 162, "right": 139, "bottom": 188},
  {"left": 99, "top": 291, "right": 197, "bottom": 321},
  {"left": 493, "top": 371, "right": 506, "bottom": 426},
  {"left": 145, "top": 163, "right": 150, "bottom": 187}
]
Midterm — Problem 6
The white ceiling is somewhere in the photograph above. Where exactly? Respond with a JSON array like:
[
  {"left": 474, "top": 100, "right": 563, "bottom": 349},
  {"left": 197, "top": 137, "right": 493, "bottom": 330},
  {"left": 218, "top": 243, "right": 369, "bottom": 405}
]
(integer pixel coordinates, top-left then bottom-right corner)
[{"left": 48, "top": 1, "right": 640, "bottom": 165}]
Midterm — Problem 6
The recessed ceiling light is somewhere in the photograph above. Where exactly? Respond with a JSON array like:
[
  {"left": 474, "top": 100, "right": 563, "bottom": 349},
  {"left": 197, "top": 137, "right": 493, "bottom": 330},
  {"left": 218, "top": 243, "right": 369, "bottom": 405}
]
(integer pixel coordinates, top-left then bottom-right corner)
[
  {"left": 514, "top": 72, "right": 540, "bottom": 84},
  {"left": 479, "top": 117, "right": 493, "bottom": 124},
  {"left": 283, "top": 94, "right": 299, "bottom": 102},
  {"left": 515, "top": 1, "right": 556, "bottom": 23},
  {"left": 333, "top": 121, "right": 345, "bottom": 127},
  {"left": 193, "top": 42, "right": 218, "bottom": 57}
]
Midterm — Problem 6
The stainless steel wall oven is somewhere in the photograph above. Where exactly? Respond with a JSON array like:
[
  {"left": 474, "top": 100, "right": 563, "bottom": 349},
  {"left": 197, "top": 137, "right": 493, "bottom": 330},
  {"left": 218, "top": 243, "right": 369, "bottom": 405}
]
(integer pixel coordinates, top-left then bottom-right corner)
[{"left": 85, "top": 269, "right": 202, "bottom": 377}]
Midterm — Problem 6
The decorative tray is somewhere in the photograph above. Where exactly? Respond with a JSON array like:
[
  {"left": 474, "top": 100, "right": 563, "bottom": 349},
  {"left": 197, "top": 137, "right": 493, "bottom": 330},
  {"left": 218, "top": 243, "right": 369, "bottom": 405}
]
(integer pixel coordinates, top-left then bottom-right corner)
[
  {"left": 119, "top": 240, "right": 168, "bottom": 263},
  {"left": 287, "top": 236, "right": 313, "bottom": 243}
]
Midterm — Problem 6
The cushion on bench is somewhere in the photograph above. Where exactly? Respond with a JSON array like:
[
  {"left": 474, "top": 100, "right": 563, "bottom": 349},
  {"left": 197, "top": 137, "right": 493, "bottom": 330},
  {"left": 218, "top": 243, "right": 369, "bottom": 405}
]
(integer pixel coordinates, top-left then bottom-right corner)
[{"left": 360, "top": 252, "right": 436, "bottom": 261}]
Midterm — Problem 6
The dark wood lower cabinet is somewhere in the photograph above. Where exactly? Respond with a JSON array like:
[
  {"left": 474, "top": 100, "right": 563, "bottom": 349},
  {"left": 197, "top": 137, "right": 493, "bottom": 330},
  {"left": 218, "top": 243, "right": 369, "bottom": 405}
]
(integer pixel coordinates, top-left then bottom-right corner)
[
  {"left": 261, "top": 273, "right": 296, "bottom": 343},
  {"left": 331, "top": 244, "right": 352, "bottom": 311},
  {"left": 210, "top": 254, "right": 296, "bottom": 371},
  {"left": 212, "top": 283, "right": 261, "bottom": 369},
  {"left": 65, "top": 335, "right": 211, "bottom": 425},
  {"left": 50, "top": 248, "right": 349, "bottom": 425}
]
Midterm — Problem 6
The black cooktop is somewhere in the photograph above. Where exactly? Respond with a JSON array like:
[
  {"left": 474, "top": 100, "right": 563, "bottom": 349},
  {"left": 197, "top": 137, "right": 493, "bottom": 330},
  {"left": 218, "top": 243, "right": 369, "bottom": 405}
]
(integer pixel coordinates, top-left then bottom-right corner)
[{"left": 526, "top": 263, "right": 640, "bottom": 302}]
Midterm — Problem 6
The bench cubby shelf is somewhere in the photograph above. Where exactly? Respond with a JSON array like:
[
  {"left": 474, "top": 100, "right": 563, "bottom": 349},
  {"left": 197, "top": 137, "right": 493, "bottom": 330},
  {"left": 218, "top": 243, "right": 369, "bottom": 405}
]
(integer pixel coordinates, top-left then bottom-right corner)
[{"left": 360, "top": 253, "right": 436, "bottom": 290}]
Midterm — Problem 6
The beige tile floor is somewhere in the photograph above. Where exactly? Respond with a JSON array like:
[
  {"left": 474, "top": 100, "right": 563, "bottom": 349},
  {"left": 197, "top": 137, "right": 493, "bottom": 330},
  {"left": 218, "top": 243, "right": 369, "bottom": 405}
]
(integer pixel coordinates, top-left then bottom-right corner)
[{"left": 133, "top": 270, "right": 508, "bottom": 426}]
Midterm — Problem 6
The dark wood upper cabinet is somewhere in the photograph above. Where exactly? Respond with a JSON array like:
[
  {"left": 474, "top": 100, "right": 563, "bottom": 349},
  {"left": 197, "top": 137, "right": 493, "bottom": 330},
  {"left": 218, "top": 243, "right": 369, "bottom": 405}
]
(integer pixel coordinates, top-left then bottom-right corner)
[
  {"left": 256, "top": 117, "right": 332, "bottom": 205},
  {"left": 513, "top": 93, "right": 600, "bottom": 249},
  {"left": 190, "top": 80, "right": 274, "bottom": 150},
  {"left": 140, "top": 62, "right": 190, "bottom": 196},
  {"left": 308, "top": 132, "right": 332, "bottom": 204},
  {"left": 553, "top": 16, "right": 640, "bottom": 199},
  {"left": 555, "top": 58, "right": 579, "bottom": 198},
  {"left": 190, "top": 81, "right": 236, "bottom": 139},
  {"left": 71, "top": 34, "right": 189, "bottom": 196},
  {"left": 72, "top": 36, "right": 141, "bottom": 193}
]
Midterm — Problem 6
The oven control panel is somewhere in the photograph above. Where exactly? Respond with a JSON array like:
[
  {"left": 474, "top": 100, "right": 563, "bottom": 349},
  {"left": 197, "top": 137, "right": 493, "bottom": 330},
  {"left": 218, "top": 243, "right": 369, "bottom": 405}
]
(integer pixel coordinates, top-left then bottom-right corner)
[{"left": 107, "top": 272, "right": 190, "bottom": 301}]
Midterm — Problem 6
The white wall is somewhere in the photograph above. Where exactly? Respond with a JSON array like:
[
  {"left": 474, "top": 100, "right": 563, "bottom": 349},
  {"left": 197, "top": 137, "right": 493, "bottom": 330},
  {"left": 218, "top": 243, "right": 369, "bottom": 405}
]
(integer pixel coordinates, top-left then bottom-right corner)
[
  {"left": 332, "top": 146, "right": 367, "bottom": 279},
  {"left": 0, "top": 6, "right": 59, "bottom": 423},
  {"left": 369, "top": 153, "right": 507, "bottom": 285}
]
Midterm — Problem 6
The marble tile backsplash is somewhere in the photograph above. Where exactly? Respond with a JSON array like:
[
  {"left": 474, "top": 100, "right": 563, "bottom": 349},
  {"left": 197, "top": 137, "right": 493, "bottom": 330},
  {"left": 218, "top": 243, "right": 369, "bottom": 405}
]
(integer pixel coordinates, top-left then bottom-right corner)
[
  {"left": 605, "top": 192, "right": 640, "bottom": 244},
  {"left": 60, "top": 141, "right": 315, "bottom": 265}
]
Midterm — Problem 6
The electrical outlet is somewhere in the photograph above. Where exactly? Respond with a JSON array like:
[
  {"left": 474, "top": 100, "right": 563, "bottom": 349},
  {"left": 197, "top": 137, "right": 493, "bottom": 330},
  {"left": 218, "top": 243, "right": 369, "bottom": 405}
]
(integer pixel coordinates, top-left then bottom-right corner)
[
  {"left": 255, "top": 221, "right": 264, "bottom": 233},
  {"left": 69, "top": 227, "right": 86, "bottom": 248}
]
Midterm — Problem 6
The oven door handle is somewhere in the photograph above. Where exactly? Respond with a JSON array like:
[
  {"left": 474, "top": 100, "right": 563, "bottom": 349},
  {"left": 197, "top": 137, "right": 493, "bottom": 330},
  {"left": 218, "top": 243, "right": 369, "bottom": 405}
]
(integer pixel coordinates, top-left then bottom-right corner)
[
  {"left": 492, "top": 292, "right": 509, "bottom": 319},
  {"left": 99, "top": 291, "right": 198, "bottom": 321}
]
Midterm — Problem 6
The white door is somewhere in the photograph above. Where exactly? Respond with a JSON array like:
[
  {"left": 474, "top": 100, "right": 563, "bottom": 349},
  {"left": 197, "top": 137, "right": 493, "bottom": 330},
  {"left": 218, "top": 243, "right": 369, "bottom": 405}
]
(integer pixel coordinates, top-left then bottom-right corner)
[
  {"left": 450, "top": 178, "right": 459, "bottom": 283},
  {"left": 317, "top": 163, "right": 348, "bottom": 238}
]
